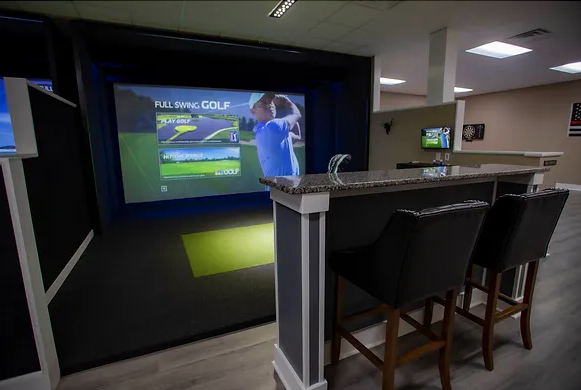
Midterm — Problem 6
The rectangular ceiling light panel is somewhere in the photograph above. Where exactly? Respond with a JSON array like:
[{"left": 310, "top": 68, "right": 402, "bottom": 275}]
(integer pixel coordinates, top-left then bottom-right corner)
[
  {"left": 380, "top": 77, "right": 406, "bottom": 85},
  {"left": 466, "top": 41, "right": 532, "bottom": 59},
  {"left": 550, "top": 62, "right": 581, "bottom": 74}
]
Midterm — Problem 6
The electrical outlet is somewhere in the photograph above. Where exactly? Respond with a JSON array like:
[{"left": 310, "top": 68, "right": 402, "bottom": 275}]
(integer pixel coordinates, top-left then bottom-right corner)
[
  {"left": 435, "top": 152, "right": 441, "bottom": 160},
  {"left": 444, "top": 153, "right": 450, "bottom": 161}
]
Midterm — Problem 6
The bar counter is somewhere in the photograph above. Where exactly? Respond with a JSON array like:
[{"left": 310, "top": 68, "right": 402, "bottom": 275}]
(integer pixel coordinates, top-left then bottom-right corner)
[{"left": 260, "top": 164, "right": 548, "bottom": 390}]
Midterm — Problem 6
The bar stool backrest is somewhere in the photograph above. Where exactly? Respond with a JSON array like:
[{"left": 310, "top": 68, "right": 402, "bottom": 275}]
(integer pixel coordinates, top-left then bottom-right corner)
[
  {"left": 373, "top": 201, "right": 489, "bottom": 308},
  {"left": 472, "top": 189, "right": 569, "bottom": 272}
]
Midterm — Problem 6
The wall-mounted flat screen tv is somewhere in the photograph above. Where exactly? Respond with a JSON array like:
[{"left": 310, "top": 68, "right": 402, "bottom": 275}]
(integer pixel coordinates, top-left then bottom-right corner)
[{"left": 421, "top": 127, "right": 451, "bottom": 149}]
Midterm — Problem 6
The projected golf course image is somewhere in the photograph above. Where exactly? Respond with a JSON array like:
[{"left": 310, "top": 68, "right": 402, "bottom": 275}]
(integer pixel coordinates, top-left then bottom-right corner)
[
  {"left": 159, "top": 147, "right": 241, "bottom": 179},
  {"left": 157, "top": 113, "right": 239, "bottom": 144}
]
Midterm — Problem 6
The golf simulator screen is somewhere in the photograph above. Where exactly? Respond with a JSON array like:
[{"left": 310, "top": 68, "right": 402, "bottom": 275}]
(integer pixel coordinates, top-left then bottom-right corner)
[
  {"left": 421, "top": 127, "right": 451, "bottom": 149},
  {"left": 114, "top": 84, "right": 306, "bottom": 203}
]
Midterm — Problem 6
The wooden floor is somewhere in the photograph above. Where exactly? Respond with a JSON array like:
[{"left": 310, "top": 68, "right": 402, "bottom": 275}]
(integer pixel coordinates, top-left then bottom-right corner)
[{"left": 58, "top": 191, "right": 581, "bottom": 390}]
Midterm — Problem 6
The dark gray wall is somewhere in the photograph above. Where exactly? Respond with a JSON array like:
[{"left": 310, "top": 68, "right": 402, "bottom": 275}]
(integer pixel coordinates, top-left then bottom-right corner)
[
  {"left": 72, "top": 31, "right": 120, "bottom": 232},
  {"left": 276, "top": 203, "right": 304, "bottom": 379},
  {"left": 24, "top": 86, "right": 92, "bottom": 290},
  {"left": 0, "top": 171, "right": 41, "bottom": 380}
]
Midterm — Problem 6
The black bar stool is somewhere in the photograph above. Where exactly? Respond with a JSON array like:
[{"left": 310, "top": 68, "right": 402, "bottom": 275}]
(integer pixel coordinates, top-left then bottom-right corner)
[
  {"left": 330, "top": 201, "right": 488, "bottom": 390},
  {"left": 429, "top": 188, "right": 569, "bottom": 371}
]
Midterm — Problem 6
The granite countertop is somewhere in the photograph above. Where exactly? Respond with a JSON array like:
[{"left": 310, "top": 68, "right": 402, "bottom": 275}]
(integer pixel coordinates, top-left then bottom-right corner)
[
  {"left": 259, "top": 164, "right": 550, "bottom": 195},
  {"left": 453, "top": 150, "right": 564, "bottom": 157}
]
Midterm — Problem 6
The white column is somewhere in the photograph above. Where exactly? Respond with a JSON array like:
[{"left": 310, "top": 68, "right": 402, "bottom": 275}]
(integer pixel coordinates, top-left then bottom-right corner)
[
  {"left": 373, "top": 56, "right": 382, "bottom": 112},
  {"left": 427, "top": 28, "right": 457, "bottom": 106}
]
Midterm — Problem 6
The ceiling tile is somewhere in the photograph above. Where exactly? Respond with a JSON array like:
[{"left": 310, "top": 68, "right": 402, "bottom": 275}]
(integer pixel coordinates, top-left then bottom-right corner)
[
  {"left": 219, "top": 25, "right": 265, "bottom": 40},
  {"left": 0, "top": 1, "right": 22, "bottom": 10},
  {"left": 325, "top": 2, "right": 378, "bottom": 28},
  {"left": 244, "top": 17, "right": 320, "bottom": 42},
  {"left": 219, "top": 31, "right": 260, "bottom": 42},
  {"left": 132, "top": 19, "right": 178, "bottom": 31},
  {"left": 307, "top": 21, "right": 354, "bottom": 41},
  {"left": 130, "top": 1, "right": 183, "bottom": 14},
  {"left": 283, "top": 1, "right": 348, "bottom": 21},
  {"left": 324, "top": 40, "right": 361, "bottom": 54},
  {"left": 353, "top": 1, "right": 401, "bottom": 11},
  {"left": 291, "top": 35, "right": 333, "bottom": 50},
  {"left": 350, "top": 45, "right": 375, "bottom": 56},
  {"left": 73, "top": 1, "right": 137, "bottom": 10},
  {"left": 131, "top": 1, "right": 182, "bottom": 28},
  {"left": 179, "top": 25, "right": 222, "bottom": 37},
  {"left": 19, "top": 1, "right": 79, "bottom": 17},
  {"left": 179, "top": 1, "right": 239, "bottom": 34},
  {"left": 75, "top": 3, "right": 131, "bottom": 23},
  {"left": 336, "top": 27, "right": 379, "bottom": 45}
]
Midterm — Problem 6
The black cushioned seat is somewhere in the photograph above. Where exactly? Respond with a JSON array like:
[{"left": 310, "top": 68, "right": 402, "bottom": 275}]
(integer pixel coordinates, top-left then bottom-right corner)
[
  {"left": 330, "top": 201, "right": 489, "bottom": 390},
  {"left": 450, "top": 188, "right": 569, "bottom": 372}
]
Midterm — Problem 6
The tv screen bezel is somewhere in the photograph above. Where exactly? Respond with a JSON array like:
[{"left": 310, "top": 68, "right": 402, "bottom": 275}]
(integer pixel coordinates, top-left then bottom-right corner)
[{"left": 421, "top": 126, "right": 452, "bottom": 150}]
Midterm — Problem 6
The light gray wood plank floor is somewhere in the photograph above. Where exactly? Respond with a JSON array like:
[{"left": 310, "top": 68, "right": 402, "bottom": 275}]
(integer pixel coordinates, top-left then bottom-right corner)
[{"left": 58, "top": 191, "right": 581, "bottom": 390}]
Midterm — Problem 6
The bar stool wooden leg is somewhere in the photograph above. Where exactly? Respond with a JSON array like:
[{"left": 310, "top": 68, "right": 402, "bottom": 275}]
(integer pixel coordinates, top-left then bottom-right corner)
[
  {"left": 331, "top": 275, "right": 345, "bottom": 365},
  {"left": 423, "top": 298, "right": 434, "bottom": 328},
  {"left": 382, "top": 308, "right": 400, "bottom": 390},
  {"left": 520, "top": 260, "right": 539, "bottom": 350},
  {"left": 482, "top": 270, "right": 501, "bottom": 371},
  {"left": 463, "top": 264, "right": 475, "bottom": 311},
  {"left": 439, "top": 289, "right": 457, "bottom": 390}
]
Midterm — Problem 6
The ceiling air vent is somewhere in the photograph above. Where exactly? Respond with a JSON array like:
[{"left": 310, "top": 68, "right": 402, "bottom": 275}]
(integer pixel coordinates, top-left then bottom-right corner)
[{"left": 507, "top": 28, "right": 551, "bottom": 44}]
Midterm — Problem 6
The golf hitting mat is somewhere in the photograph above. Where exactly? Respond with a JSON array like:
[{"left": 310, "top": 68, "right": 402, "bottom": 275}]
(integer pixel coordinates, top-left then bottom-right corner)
[{"left": 182, "top": 223, "right": 274, "bottom": 277}]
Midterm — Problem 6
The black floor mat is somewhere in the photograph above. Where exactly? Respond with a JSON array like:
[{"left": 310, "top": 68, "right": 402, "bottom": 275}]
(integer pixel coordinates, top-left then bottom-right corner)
[{"left": 49, "top": 205, "right": 275, "bottom": 375}]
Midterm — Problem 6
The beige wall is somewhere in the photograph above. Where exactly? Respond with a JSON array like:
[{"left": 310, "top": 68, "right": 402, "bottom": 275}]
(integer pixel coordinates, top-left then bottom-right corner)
[
  {"left": 369, "top": 102, "right": 458, "bottom": 170},
  {"left": 462, "top": 80, "right": 581, "bottom": 185},
  {"left": 380, "top": 92, "right": 426, "bottom": 111}
]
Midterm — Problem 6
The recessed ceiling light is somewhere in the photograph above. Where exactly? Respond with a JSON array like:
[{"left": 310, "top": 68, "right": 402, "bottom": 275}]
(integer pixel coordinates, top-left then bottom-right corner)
[
  {"left": 269, "top": 0, "right": 297, "bottom": 18},
  {"left": 380, "top": 77, "right": 406, "bottom": 85},
  {"left": 454, "top": 87, "right": 473, "bottom": 93},
  {"left": 550, "top": 61, "right": 581, "bottom": 74},
  {"left": 466, "top": 41, "right": 532, "bottom": 59}
]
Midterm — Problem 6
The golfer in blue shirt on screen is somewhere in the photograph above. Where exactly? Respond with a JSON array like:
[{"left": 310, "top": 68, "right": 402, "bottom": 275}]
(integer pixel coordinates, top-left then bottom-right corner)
[
  {"left": 440, "top": 127, "right": 450, "bottom": 149},
  {"left": 249, "top": 92, "right": 301, "bottom": 177}
]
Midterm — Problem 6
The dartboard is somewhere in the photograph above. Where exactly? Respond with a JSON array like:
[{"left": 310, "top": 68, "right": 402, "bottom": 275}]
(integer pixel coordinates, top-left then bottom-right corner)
[{"left": 463, "top": 125, "right": 475, "bottom": 140}]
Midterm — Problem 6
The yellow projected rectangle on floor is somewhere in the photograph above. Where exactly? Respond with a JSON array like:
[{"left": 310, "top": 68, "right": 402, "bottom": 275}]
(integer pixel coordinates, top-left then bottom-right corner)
[{"left": 182, "top": 223, "right": 274, "bottom": 278}]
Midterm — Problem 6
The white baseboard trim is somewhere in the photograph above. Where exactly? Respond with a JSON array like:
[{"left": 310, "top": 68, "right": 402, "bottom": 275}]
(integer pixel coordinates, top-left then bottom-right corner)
[
  {"left": 273, "top": 344, "right": 328, "bottom": 390},
  {"left": 0, "top": 371, "right": 50, "bottom": 390},
  {"left": 556, "top": 183, "right": 581, "bottom": 191},
  {"left": 46, "top": 230, "right": 94, "bottom": 304},
  {"left": 323, "top": 290, "right": 487, "bottom": 364}
]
